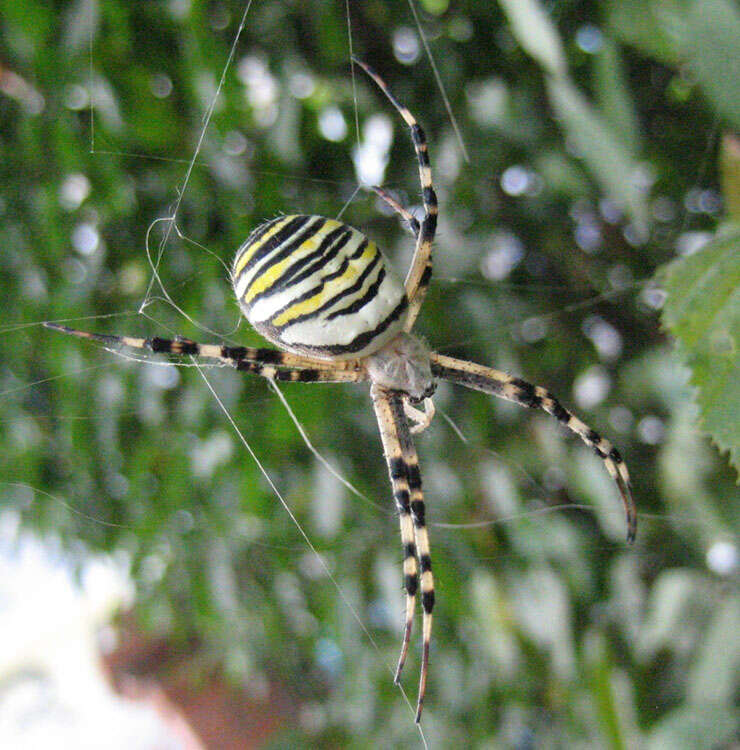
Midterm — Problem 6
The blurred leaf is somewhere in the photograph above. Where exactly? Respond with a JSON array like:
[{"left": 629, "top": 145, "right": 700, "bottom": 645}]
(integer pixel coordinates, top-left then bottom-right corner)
[
  {"left": 645, "top": 705, "right": 739, "bottom": 750},
  {"left": 534, "top": 151, "right": 590, "bottom": 196},
  {"left": 510, "top": 567, "right": 575, "bottom": 680},
  {"left": 686, "top": 0, "right": 740, "bottom": 130},
  {"left": 470, "top": 572, "right": 520, "bottom": 678},
  {"left": 547, "top": 77, "right": 648, "bottom": 229},
  {"left": 594, "top": 39, "right": 642, "bottom": 153},
  {"left": 573, "top": 452, "right": 627, "bottom": 542},
  {"left": 607, "top": 0, "right": 689, "bottom": 65},
  {"left": 497, "top": 0, "right": 567, "bottom": 77},
  {"left": 584, "top": 632, "right": 630, "bottom": 748},
  {"left": 636, "top": 569, "right": 705, "bottom": 659},
  {"left": 499, "top": 0, "right": 647, "bottom": 227},
  {"left": 659, "top": 400, "right": 730, "bottom": 545},
  {"left": 419, "top": 0, "right": 449, "bottom": 14},
  {"left": 720, "top": 134, "right": 740, "bottom": 222},
  {"left": 659, "top": 230, "right": 740, "bottom": 474},
  {"left": 609, "top": 0, "right": 740, "bottom": 128},
  {"left": 687, "top": 595, "right": 740, "bottom": 704}
]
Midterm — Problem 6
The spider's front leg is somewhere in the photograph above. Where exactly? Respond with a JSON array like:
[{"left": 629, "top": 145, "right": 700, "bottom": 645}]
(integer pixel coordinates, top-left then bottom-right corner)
[
  {"left": 43, "top": 323, "right": 367, "bottom": 384},
  {"left": 370, "top": 185, "right": 421, "bottom": 237},
  {"left": 353, "top": 58, "right": 438, "bottom": 329}
]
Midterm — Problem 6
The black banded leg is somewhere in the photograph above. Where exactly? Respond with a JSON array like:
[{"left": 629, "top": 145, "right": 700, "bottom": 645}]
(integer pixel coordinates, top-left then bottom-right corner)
[
  {"left": 370, "top": 186, "right": 421, "bottom": 237},
  {"left": 352, "top": 58, "right": 438, "bottom": 329},
  {"left": 430, "top": 352, "right": 637, "bottom": 543},
  {"left": 44, "top": 323, "right": 367, "bottom": 385},
  {"left": 394, "top": 406, "right": 434, "bottom": 723},
  {"left": 370, "top": 387, "right": 420, "bottom": 703},
  {"left": 234, "top": 359, "right": 366, "bottom": 384}
]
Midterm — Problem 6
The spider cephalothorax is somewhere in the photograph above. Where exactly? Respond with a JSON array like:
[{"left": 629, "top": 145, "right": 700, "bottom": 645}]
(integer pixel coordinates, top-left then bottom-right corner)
[
  {"left": 46, "top": 57, "right": 635, "bottom": 724},
  {"left": 365, "top": 333, "right": 433, "bottom": 401}
]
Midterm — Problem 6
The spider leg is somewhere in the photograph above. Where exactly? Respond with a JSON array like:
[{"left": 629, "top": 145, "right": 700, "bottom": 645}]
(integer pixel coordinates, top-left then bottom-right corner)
[
  {"left": 353, "top": 58, "right": 437, "bottom": 330},
  {"left": 44, "top": 323, "right": 367, "bottom": 384},
  {"left": 395, "top": 400, "right": 434, "bottom": 723},
  {"left": 431, "top": 352, "right": 637, "bottom": 543},
  {"left": 371, "top": 386, "right": 418, "bottom": 687},
  {"left": 371, "top": 385, "right": 434, "bottom": 724},
  {"left": 369, "top": 185, "right": 421, "bottom": 237}
]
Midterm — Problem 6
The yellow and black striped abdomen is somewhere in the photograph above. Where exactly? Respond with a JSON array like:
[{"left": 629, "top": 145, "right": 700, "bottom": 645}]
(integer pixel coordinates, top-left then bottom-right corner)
[{"left": 232, "top": 215, "right": 408, "bottom": 359}]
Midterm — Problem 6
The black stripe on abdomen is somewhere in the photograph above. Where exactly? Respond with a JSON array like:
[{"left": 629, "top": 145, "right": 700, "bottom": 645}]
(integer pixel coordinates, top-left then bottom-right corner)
[
  {"left": 303, "top": 296, "right": 409, "bottom": 356},
  {"left": 235, "top": 215, "right": 315, "bottom": 283}
]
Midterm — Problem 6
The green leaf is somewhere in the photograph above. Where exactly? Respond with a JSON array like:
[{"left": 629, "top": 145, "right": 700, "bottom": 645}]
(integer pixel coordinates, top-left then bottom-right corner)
[
  {"left": 645, "top": 705, "right": 739, "bottom": 750},
  {"left": 595, "top": 39, "right": 642, "bottom": 153},
  {"left": 497, "top": 0, "right": 567, "bottom": 77},
  {"left": 607, "top": 0, "right": 690, "bottom": 65},
  {"left": 721, "top": 134, "right": 740, "bottom": 222},
  {"left": 687, "top": 595, "right": 740, "bottom": 704},
  {"left": 547, "top": 77, "right": 649, "bottom": 230},
  {"left": 659, "top": 230, "right": 740, "bottom": 474},
  {"left": 686, "top": 0, "right": 740, "bottom": 130},
  {"left": 609, "top": 0, "right": 740, "bottom": 129}
]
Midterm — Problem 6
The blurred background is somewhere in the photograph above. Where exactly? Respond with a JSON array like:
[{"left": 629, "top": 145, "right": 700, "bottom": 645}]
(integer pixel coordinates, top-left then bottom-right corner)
[{"left": 1, "top": 0, "right": 738, "bottom": 747}]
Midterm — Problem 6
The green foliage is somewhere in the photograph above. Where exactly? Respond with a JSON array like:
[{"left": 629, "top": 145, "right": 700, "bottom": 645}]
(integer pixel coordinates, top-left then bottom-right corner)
[
  {"left": 497, "top": 0, "right": 567, "bottom": 77},
  {"left": 645, "top": 704, "right": 739, "bottom": 750},
  {"left": 609, "top": 0, "right": 740, "bottom": 129},
  {"left": 659, "top": 230, "right": 740, "bottom": 473},
  {"left": 499, "top": 0, "right": 648, "bottom": 229},
  {"left": 607, "top": 0, "right": 689, "bottom": 65},
  {"left": 685, "top": 0, "right": 740, "bottom": 130},
  {"left": 1, "top": 0, "right": 738, "bottom": 745},
  {"left": 721, "top": 135, "right": 740, "bottom": 222},
  {"left": 546, "top": 77, "right": 648, "bottom": 230}
]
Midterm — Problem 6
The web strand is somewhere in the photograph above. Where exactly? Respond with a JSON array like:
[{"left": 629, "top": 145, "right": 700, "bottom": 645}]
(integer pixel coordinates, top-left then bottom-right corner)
[
  {"left": 268, "top": 380, "right": 389, "bottom": 514},
  {"left": 346, "top": 0, "right": 361, "bottom": 150},
  {"left": 88, "top": 0, "right": 94, "bottom": 152},
  {"left": 140, "top": 0, "right": 255, "bottom": 311},
  {"left": 194, "top": 363, "right": 428, "bottom": 743},
  {"left": 407, "top": 0, "right": 469, "bottom": 162}
]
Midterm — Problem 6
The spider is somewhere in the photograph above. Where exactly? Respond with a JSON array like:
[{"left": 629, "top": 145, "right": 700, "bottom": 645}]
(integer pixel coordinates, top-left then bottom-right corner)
[{"left": 45, "top": 58, "right": 636, "bottom": 723}]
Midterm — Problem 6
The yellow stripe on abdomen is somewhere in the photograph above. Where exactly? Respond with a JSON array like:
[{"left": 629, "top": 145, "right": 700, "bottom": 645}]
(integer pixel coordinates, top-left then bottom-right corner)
[
  {"left": 233, "top": 216, "right": 294, "bottom": 277},
  {"left": 271, "top": 243, "right": 377, "bottom": 327},
  {"left": 232, "top": 214, "right": 408, "bottom": 358},
  {"left": 244, "top": 219, "right": 342, "bottom": 303}
]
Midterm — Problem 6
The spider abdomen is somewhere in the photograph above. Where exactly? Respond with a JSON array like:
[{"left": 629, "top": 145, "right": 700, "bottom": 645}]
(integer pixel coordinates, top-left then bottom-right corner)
[{"left": 232, "top": 214, "right": 408, "bottom": 359}]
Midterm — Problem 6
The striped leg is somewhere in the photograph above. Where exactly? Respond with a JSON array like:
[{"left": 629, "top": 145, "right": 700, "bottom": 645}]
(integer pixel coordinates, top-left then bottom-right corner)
[
  {"left": 371, "top": 386, "right": 418, "bottom": 689},
  {"left": 370, "top": 185, "right": 421, "bottom": 237},
  {"left": 371, "top": 385, "right": 434, "bottom": 723},
  {"left": 431, "top": 352, "right": 637, "bottom": 543},
  {"left": 394, "top": 397, "right": 434, "bottom": 723},
  {"left": 44, "top": 323, "right": 367, "bottom": 384},
  {"left": 353, "top": 58, "right": 438, "bottom": 329}
]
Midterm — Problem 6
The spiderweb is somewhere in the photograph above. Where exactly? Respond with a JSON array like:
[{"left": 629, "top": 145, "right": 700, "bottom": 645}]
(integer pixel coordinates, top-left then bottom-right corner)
[{"left": 1, "top": 0, "right": 736, "bottom": 746}]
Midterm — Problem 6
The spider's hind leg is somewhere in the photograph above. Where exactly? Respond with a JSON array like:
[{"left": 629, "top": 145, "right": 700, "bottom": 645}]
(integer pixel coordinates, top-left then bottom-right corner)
[
  {"left": 371, "top": 386, "right": 418, "bottom": 686},
  {"left": 371, "top": 384, "right": 434, "bottom": 723},
  {"left": 397, "top": 405, "right": 434, "bottom": 723}
]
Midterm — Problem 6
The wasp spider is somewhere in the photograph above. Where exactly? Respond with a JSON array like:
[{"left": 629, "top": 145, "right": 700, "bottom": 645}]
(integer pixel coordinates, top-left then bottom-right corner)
[{"left": 46, "top": 58, "right": 636, "bottom": 723}]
